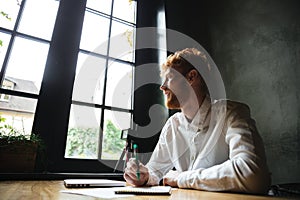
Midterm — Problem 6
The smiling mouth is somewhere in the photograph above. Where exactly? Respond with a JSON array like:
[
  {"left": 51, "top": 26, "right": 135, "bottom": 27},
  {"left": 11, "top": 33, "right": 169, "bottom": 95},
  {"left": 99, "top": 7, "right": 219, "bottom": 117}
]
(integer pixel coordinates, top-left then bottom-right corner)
[
  {"left": 164, "top": 91, "right": 173, "bottom": 100},
  {"left": 163, "top": 90, "right": 170, "bottom": 96}
]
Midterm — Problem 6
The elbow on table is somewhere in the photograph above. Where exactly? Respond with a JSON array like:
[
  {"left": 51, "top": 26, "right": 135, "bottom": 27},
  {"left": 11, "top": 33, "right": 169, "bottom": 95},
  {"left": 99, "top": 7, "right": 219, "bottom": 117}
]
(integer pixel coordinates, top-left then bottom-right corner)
[{"left": 234, "top": 158, "right": 271, "bottom": 195}]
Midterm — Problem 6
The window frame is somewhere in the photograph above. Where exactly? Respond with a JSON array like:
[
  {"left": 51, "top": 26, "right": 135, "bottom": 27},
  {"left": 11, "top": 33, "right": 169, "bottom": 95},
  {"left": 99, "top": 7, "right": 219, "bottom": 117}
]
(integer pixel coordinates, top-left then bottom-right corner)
[
  {"left": 1, "top": 0, "right": 166, "bottom": 174},
  {"left": 66, "top": 0, "right": 136, "bottom": 163},
  {"left": 0, "top": 0, "right": 56, "bottom": 137}
]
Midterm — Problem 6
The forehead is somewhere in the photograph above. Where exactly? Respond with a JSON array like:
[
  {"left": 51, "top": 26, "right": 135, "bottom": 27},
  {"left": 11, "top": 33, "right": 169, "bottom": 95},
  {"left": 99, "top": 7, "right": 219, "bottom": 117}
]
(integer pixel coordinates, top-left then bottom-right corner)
[{"left": 161, "top": 67, "right": 184, "bottom": 78}]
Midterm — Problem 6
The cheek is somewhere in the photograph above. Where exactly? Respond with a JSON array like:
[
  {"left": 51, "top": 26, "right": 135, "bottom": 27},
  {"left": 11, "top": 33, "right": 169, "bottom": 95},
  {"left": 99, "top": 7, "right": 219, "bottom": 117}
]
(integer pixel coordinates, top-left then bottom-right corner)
[{"left": 168, "top": 79, "right": 189, "bottom": 93}]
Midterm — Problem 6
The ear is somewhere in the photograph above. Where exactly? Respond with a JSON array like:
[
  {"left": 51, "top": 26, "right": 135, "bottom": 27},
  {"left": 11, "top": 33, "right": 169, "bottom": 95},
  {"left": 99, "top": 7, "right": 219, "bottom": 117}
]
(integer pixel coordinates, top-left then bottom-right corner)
[{"left": 186, "top": 69, "right": 198, "bottom": 84}]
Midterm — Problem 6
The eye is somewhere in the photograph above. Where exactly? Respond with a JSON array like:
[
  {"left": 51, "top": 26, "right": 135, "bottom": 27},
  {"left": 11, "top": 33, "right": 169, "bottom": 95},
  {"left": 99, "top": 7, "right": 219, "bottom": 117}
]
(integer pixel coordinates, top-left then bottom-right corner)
[
  {"left": 162, "top": 77, "right": 168, "bottom": 84},
  {"left": 162, "top": 72, "right": 174, "bottom": 84},
  {"left": 166, "top": 73, "right": 174, "bottom": 80}
]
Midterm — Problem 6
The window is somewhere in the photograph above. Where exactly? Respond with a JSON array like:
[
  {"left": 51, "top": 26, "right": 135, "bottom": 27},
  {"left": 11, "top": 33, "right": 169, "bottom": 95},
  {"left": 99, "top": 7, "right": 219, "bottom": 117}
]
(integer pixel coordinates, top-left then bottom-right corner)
[
  {"left": 0, "top": 0, "right": 59, "bottom": 135},
  {"left": 64, "top": 0, "right": 136, "bottom": 163},
  {"left": 1, "top": 0, "right": 165, "bottom": 173}
]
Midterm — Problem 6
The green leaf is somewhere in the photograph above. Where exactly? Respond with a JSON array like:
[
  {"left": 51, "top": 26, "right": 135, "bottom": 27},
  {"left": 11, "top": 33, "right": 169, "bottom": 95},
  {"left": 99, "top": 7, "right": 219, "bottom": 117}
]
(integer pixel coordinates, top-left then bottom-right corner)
[{"left": 1, "top": 11, "right": 12, "bottom": 20}]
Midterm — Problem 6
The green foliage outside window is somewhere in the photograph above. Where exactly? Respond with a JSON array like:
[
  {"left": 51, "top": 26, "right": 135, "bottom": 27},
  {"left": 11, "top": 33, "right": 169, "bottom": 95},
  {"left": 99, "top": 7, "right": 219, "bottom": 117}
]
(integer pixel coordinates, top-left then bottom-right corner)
[
  {"left": 0, "top": 11, "right": 10, "bottom": 47},
  {"left": 65, "top": 127, "right": 99, "bottom": 159},
  {"left": 65, "top": 120, "right": 125, "bottom": 160},
  {"left": 102, "top": 120, "right": 125, "bottom": 160},
  {"left": 0, "top": 6, "right": 12, "bottom": 47}
]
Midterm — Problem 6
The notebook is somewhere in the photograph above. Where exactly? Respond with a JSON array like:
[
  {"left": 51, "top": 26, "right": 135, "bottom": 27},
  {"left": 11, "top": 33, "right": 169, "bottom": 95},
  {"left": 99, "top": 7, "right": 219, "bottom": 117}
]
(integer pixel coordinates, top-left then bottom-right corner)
[
  {"left": 114, "top": 186, "right": 172, "bottom": 195},
  {"left": 64, "top": 179, "right": 126, "bottom": 188}
]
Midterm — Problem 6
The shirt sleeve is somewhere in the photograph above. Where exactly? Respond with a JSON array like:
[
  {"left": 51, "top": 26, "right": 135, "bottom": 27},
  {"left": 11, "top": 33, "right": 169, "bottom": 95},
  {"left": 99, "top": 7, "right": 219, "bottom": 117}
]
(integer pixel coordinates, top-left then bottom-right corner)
[
  {"left": 177, "top": 103, "right": 271, "bottom": 194},
  {"left": 145, "top": 119, "right": 174, "bottom": 186}
]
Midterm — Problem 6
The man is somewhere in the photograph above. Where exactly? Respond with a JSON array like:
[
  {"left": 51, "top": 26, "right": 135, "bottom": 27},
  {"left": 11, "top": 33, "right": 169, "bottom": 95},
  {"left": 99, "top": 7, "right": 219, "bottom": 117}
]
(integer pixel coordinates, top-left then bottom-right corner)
[{"left": 124, "top": 48, "right": 271, "bottom": 194}]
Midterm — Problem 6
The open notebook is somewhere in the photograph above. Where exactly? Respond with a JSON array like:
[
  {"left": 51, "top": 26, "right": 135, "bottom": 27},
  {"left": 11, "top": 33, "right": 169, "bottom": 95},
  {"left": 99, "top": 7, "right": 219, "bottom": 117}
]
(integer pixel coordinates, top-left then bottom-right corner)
[
  {"left": 64, "top": 179, "right": 126, "bottom": 188},
  {"left": 114, "top": 186, "right": 172, "bottom": 195}
]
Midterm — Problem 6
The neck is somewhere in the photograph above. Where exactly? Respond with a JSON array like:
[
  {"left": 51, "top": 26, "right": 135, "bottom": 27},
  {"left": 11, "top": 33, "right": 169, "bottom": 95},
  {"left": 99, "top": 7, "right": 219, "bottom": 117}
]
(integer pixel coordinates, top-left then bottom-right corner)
[{"left": 181, "top": 93, "right": 206, "bottom": 121}]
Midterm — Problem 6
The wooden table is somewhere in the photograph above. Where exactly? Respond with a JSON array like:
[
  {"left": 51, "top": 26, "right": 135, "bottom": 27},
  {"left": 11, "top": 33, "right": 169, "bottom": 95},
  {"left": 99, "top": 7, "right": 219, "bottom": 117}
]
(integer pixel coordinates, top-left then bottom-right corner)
[{"left": 0, "top": 180, "right": 293, "bottom": 200}]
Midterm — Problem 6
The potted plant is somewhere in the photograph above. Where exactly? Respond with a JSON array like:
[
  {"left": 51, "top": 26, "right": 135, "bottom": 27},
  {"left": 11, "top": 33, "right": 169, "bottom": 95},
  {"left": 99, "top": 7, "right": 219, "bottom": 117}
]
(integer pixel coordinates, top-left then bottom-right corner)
[{"left": 0, "top": 116, "right": 43, "bottom": 173}]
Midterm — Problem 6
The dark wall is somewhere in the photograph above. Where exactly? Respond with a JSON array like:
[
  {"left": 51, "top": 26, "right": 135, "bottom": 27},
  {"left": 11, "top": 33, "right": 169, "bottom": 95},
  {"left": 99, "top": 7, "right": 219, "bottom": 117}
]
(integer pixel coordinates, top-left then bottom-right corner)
[{"left": 165, "top": 0, "right": 300, "bottom": 184}]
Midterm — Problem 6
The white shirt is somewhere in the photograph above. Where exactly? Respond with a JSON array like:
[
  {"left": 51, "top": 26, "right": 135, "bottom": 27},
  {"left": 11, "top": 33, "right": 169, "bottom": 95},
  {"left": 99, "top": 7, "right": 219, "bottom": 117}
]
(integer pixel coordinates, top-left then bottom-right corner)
[{"left": 146, "top": 96, "right": 271, "bottom": 194}]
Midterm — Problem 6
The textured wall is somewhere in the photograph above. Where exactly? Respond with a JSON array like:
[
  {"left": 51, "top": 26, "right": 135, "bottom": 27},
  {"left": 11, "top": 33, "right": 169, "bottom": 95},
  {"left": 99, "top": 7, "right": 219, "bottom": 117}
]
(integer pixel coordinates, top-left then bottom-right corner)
[
  {"left": 165, "top": 0, "right": 300, "bottom": 185},
  {"left": 207, "top": 0, "right": 300, "bottom": 184}
]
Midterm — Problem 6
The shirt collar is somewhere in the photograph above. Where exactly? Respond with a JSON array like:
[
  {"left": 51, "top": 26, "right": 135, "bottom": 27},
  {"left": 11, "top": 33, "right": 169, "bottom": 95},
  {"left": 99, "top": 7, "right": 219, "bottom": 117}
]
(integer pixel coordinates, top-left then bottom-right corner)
[{"left": 181, "top": 95, "right": 211, "bottom": 132}]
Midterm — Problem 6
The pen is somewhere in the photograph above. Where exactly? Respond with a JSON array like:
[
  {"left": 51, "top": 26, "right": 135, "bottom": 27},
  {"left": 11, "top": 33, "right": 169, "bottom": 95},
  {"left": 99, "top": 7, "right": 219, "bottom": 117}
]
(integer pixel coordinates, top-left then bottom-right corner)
[
  {"left": 123, "top": 141, "right": 129, "bottom": 171},
  {"left": 133, "top": 143, "right": 140, "bottom": 180}
]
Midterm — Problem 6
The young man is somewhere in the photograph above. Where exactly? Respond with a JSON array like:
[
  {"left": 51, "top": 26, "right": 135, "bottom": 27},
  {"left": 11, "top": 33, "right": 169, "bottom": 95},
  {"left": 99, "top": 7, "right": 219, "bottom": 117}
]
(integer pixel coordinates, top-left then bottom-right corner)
[{"left": 124, "top": 48, "right": 271, "bottom": 194}]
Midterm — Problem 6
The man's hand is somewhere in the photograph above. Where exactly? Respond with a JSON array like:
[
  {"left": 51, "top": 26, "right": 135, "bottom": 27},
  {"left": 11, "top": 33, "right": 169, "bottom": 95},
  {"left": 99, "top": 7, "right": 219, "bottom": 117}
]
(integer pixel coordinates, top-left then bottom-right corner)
[
  {"left": 124, "top": 158, "right": 149, "bottom": 186},
  {"left": 163, "top": 170, "right": 180, "bottom": 187}
]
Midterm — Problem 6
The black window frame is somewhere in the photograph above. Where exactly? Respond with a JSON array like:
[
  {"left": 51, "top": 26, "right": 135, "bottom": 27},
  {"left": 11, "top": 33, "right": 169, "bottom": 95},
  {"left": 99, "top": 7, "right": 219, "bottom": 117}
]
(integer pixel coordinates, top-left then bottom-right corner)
[
  {"left": 33, "top": 0, "right": 166, "bottom": 173},
  {"left": 0, "top": 0, "right": 166, "bottom": 174}
]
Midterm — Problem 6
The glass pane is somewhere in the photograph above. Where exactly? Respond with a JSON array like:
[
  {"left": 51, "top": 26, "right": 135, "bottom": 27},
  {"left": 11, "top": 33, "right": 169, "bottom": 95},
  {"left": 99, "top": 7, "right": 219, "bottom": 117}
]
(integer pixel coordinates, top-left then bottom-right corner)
[
  {"left": 17, "top": 0, "right": 59, "bottom": 40},
  {"left": 110, "top": 21, "right": 135, "bottom": 62},
  {"left": 2, "top": 36, "right": 49, "bottom": 94},
  {"left": 105, "top": 60, "right": 133, "bottom": 109},
  {"left": 101, "top": 110, "right": 130, "bottom": 160},
  {"left": 0, "top": 33, "right": 11, "bottom": 68},
  {"left": 80, "top": 11, "right": 110, "bottom": 54},
  {"left": 0, "top": 0, "right": 22, "bottom": 30},
  {"left": 113, "top": 0, "right": 136, "bottom": 23},
  {"left": 65, "top": 104, "right": 101, "bottom": 159},
  {"left": 72, "top": 52, "right": 106, "bottom": 105},
  {"left": 86, "top": 0, "right": 112, "bottom": 15},
  {"left": 0, "top": 95, "right": 37, "bottom": 136}
]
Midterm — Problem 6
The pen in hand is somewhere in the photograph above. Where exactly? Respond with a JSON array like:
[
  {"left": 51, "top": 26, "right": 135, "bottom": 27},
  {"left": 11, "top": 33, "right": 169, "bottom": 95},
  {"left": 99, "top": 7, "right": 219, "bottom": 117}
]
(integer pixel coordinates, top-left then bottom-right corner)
[{"left": 133, "top": 144, "right": 140, "bottom": 180}]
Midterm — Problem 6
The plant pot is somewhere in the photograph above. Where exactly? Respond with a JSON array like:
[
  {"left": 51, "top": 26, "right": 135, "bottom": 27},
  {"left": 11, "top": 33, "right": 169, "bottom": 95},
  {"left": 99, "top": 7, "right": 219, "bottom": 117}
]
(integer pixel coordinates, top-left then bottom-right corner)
[{"left": 0, "top": 140, "right": 38, "bottom": 173}]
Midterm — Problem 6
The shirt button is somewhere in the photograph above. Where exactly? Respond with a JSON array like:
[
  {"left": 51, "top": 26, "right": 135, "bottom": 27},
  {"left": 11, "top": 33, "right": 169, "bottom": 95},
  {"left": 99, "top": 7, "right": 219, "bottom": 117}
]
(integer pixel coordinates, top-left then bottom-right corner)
[{"left": 191, "top": 156, "right": 195, "bottom": 161}]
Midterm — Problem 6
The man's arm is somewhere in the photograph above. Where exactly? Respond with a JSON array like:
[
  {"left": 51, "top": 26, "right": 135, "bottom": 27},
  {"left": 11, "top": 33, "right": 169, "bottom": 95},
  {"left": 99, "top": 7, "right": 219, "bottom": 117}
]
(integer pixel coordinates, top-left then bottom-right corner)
[
  {"left": 145, "top": 125, "right": 175, "bottom": 186},
  {"left": 124, "top": 119, "right": 174, "bottom": 186}
]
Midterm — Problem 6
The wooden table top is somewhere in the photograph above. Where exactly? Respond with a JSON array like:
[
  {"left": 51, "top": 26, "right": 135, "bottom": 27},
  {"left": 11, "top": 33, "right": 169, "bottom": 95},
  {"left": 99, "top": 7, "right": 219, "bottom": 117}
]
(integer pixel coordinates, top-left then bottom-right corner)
[{"left": 0, "top": 180, "right": 294, "bottom": 200}]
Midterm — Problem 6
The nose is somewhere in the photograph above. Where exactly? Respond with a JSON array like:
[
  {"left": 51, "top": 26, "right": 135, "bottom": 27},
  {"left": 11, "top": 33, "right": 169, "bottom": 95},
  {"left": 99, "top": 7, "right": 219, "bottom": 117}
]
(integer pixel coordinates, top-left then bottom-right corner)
[
  {"left": 160, "top": 79, "right": 167, "bottom": 91},
  {"left": 160, "top": 85, "right": 167, "bottom": 91}
]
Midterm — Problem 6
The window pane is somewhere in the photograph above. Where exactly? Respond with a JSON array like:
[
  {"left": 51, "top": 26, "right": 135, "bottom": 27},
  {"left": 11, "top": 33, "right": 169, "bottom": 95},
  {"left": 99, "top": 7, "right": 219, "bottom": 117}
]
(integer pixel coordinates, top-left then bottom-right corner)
[
  {"left": 2, "top": 36, "right": 49, "bottom": 94},
  {"left": 105, "top": 60, "right": 133, "bottom": 109},
  {"left": 101, "top": 110, "right": 130, "bottom": 160},
  {"left": 65, "top": 104, "right": 101, "bottom": 159},
  {"left": 0, "top": 0, "right": 22, "bottom": 30},
  {"left": 113, "top": 0, "right": 136, "bottom": 23},
  {"left": 17, "top": 0, "right": 59, "bottom": 40},
  {"left": 86, "top": 0, "right": 112, "bottom": 15},
  {"left": 80, "top": 11, "right": 110, "bottom": 54},
  {"left": 72, "top": 52, "right": 106, "bottom": 105},
  {"left": 110, "top": 21, "right": 135, "bottom": 62},
  {"left": 0, "top": 33, "right": 11, "bottom": 68},
  {"left": 0, "top": 95, "right": 37, "bottom": 136}
]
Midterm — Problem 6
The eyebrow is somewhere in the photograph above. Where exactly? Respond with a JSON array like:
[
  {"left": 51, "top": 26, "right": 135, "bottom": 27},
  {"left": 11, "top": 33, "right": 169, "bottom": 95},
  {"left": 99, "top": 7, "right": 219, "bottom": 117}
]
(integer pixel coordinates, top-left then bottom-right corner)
[{"left": 163, "top": 71, "right": 175, "bottom": 78}]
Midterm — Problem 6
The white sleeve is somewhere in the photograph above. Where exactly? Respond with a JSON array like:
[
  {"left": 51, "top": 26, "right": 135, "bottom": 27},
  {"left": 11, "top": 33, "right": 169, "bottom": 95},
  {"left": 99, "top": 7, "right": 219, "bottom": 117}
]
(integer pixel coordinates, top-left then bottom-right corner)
[
  {"left": 145, "top": 120, "right": 174, "bottom": 186},
  {"left": 177, "top": 104, "right": 271, "bottom": 194}
]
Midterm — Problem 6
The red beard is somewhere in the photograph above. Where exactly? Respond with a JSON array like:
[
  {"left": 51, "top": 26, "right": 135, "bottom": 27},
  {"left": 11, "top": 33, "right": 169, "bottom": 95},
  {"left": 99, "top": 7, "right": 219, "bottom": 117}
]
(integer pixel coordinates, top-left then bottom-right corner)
[{"left": 165, "top": 90, "right": 180, "bottom": 109}]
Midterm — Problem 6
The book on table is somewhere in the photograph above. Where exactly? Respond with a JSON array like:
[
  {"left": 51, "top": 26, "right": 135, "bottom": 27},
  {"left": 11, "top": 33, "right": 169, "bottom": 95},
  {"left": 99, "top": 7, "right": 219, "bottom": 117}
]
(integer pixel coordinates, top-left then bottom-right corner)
[{"left": 114, "top": 186, "right": 172, "bottom": 195}]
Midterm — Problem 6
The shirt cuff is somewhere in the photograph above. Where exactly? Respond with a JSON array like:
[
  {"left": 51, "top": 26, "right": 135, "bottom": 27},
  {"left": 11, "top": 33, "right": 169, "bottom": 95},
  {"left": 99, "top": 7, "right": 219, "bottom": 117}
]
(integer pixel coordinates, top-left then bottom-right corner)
[
  {"left": 145, "top": 171, "right": 160, "bottom": 186},
  {"left": 177, "top": 169, "right": 204, "bottom": 188}
]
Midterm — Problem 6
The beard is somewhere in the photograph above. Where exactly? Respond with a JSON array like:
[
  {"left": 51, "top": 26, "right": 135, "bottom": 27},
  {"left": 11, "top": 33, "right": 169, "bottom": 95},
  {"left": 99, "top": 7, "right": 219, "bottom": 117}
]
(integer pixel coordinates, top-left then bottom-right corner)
[{"left": 165, "top": 91, "right": 181, "bottom": 109}]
